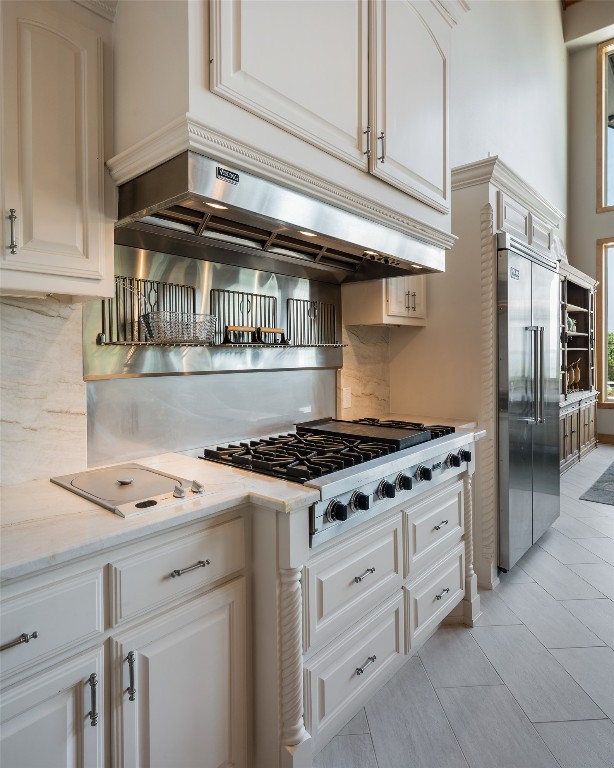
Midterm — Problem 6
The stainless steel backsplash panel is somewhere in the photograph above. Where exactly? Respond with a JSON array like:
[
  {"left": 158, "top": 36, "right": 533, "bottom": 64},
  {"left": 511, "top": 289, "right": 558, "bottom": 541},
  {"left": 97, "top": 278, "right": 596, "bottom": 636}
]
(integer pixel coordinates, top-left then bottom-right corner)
[
  {"left": 83, "top": 245, "right": 343, "bottom": 379},
  {"left": 87, "top": 368, "right": 336, "bottom": 467}
]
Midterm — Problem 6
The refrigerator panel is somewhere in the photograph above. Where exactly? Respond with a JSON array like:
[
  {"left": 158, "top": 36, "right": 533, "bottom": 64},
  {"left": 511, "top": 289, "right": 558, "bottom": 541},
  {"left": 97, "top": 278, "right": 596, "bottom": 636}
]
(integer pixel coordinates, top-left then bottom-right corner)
[
  {"left": 498, "top": 249, "right": 534, "bottom": 570},
  {"left": 531, "top": 260, "right": 560, "bottom": 542}
]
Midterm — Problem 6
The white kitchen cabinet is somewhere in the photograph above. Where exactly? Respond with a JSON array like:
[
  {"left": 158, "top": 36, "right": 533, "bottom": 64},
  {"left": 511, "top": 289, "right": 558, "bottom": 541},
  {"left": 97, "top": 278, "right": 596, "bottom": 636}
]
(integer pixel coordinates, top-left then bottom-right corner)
[
  {"left": 342, "top": 274, "right": 427, "bottom": 326},
  {"left": 370, "top": 0, "right": 449, "bottom": 210},
  {"left": 210, "top": 0, "right": 450, "bottom": 213},
  {"left": 110, "top": 578, "right": 247, "bottom": 768},
  {"left": 210, "top": 0, "right": 369, "bottom": 171},
  {"left": 0, "top": 647, "right": 105, "bottom": 768},
  {"left": 0, "top": 0, "right": 113, "bottom": 298}
]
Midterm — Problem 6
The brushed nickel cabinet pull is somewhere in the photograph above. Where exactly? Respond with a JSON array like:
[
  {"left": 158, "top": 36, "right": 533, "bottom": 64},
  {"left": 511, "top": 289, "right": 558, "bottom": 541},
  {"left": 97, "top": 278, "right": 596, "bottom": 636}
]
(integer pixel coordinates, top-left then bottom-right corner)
[
  {"left": 8, "top": 209, "right": 17, "bottom": 254},
  {"left": 378, "top": 132, "right": 386, "bottom": 162},
  {"left": 170, "top": 558, "right": 210, "bottom": 578},
  {"left": 88, "top": 673, "right": 98, "bottom": 726},
  {"left": 354, "top": 567, "right": 376, "bottom": 583},
  {"left": 356, "top": 655, "right": 377, "bottom": 675},
  {"left": 434, "top": 520, "right": 449, "bottom": 531},
  {"left": 412, "top": 292, "right": 417, "bottom": 312},
  {"left": 435, "top": 587, "right": 450, "bottom": 601},
  {"left": 405, "top": 291, "right": 411, "bottom": 311},
  {"left": 363, "top": 126, "right": 372, "bottom": 157},
  {"left": 0, "top": 630, "right": 38, "bottom": 652},
  {"left": 127, "top": 651, "right": 136, "bottom": 701}
]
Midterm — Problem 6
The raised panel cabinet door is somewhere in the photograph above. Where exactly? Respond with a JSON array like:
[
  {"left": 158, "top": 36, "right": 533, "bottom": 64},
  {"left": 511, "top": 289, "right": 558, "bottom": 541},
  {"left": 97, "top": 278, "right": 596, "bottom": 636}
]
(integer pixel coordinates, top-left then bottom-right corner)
[
  {"left": 210, "top": 0, "right": 369, "bottom": 169},
  {"left": 111, "top": 578, "right": 247, "bottom": 768},
  {"left": 0, "top": 647, "right": 104, "bottom": 768},
  {"left": 1, "top": 1, "right": 106, "bottom": 285},
  {"left": 371, "top": 0, "right": 449, "bottom": 211},
  {"left": 386, "top": 276, "right": 412, "bottom": 317}
]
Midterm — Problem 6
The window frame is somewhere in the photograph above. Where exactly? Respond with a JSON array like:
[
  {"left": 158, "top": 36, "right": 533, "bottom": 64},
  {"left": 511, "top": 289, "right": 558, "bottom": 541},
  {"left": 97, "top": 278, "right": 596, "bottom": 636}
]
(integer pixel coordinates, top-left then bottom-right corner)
[
  {"left": 596, "top": 237, "right": 614, "bottom": 407},
  {"left": 597, "top": 39, "right": 614, "bottom": 213}
]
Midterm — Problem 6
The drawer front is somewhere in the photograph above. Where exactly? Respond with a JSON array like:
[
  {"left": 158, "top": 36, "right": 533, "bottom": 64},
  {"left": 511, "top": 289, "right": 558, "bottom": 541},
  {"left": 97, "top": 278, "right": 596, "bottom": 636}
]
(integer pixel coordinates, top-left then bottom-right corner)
[
  {"left": 498, "top": 192, "right": 529, "bottom": 242},
  {"left": 405, "top": 543, "right": 464, "bottom": 652},
  {"left": 304, "top": 592, "right": 404, "bottom": 752},
  {"left": 110, "top": 516, "right": 245, "bottom": 624},
  {"left": 404, "top": 480, "right": 463, "bottom": 577},
  {"left": 304, "top": 514, "right": 402, "bottom": 652},
  {"left": 0, "top": 569, "right": 104, "bottom": 678}
]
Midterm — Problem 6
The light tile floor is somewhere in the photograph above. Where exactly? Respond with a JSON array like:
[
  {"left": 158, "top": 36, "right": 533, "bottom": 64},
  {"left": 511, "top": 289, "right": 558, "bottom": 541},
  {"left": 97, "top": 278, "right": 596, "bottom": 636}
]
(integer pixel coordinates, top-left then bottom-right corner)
[{"left": 314, "top": 445, "right": 614, "bottom": 768}]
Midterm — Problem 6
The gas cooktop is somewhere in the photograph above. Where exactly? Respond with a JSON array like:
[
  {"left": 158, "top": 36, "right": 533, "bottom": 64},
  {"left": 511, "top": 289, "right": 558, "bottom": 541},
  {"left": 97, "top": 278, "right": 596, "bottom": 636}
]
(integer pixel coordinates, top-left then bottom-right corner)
[{"left": 200, "top": 418, "right": 455, "bottom": 483}]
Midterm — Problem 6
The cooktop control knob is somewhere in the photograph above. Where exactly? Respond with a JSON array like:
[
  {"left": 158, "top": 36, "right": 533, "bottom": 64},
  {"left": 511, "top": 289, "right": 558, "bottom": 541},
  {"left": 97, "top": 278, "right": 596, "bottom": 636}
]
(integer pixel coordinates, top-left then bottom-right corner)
[
  {"left": 459, "top": 449, "right": 472, "bottom": 463},
  {"left": 415, "top": 465, "right": 433, "bottom": 482},
  {"left": 326, "top": 499, "right": 348, "bottom": 522},
  {"left": 446, "top": 453, "right": 462, "bottom": 468},
  {"left": 350, "top": 491, "right": 370, "bottom": 512},
  {"left": 191, "top": 480, "right": 205, "bottom": 494},
  {"left": 173, "top": 485, "right": 186, "bottom": 498},
  {"left": 377, "top": 480, "right": 396, "bottom": 500},
  {"left": 395, "top": 473, "right": 413, "bottom": 491}
]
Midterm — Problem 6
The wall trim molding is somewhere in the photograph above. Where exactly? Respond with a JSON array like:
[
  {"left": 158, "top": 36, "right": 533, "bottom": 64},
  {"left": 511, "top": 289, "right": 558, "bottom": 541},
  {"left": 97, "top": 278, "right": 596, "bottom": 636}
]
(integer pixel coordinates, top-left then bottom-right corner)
[
  {"left": 73, "top": 0, "right": 118, "bottom": 21},
  {"left": 106, "top": 115, "right": 457, "bottom": 251},
  {"left": 597, "top": 433, "right": 614, "bottom": 444},
  {"left": 452, "top": 156, "right": 565, "bottom": 230}
]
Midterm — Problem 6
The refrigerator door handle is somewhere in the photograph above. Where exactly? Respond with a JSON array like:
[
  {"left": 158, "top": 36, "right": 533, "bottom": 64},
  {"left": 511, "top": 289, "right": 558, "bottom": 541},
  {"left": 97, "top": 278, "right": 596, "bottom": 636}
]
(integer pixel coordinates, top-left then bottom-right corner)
[
  {"left": 527, "top": 326, "right": 539, "bottom": 423},
  {"left": 538, "top": 326, "right": 545, "bottom": 423}
]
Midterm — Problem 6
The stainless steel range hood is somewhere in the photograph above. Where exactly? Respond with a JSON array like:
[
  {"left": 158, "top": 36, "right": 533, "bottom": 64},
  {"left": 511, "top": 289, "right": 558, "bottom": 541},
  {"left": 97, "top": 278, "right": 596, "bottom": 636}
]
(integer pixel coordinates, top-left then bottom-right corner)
[{"left": 115, "top": 152, "right": 445, "bottom": 283}]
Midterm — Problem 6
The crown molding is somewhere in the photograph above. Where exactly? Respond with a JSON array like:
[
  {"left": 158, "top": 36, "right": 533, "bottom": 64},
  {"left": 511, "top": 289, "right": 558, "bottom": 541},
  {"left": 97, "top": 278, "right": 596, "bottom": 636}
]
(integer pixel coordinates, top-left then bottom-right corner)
[
  {"left": 73, "top": 0, "right": 118, "bottom": 21},
  {"left": 106, "top": 114, "right": 457, "bottom": 251},
  {"left": 451, "top": 156, "right": 565, "bottom": 229}
]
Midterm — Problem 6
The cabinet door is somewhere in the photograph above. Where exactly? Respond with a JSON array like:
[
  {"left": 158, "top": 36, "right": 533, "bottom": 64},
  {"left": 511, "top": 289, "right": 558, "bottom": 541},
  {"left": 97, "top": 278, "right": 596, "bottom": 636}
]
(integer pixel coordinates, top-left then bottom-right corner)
[
  {"left": 1, "top": 1, "right": 108, "bottom": 293},
  {"left": 211, "top": 0, "right": 369, "bottom": 170},
  {"left": 569, "top": 411, "right": 579, "bottom": 458},
  {"left": 386, "top": 275, "right": 426, "bottom": 321},
  {"left": 0, "top": 647, "right": 104, "bottom": 768},
  {"left": 371, "top": 0, "right": 449, "bottom": 212},
  {"left": 111, "top": 579, "right": 247, "bottom": 768}
]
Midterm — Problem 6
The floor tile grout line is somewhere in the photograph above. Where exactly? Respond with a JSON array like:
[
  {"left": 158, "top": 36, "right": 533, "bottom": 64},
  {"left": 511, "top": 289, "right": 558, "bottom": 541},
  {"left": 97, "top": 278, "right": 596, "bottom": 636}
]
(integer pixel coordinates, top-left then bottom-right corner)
[
  {"left": 362, "top": 707, "right": 381, "bottom": 768},
  {"left": 534, "top": 538, "right": 609, "bottom": 568},
  {"left": 417, "top": 656, "right": 472, "bottom": 768},
  {"left": 530, "top": 716, "right": 610, "bottom": 724}
]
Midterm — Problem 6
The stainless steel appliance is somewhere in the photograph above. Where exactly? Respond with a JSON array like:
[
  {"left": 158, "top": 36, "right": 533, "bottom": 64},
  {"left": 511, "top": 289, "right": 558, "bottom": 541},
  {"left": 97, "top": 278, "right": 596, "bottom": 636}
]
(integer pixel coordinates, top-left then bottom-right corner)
[
  {"left": 51, "top": 463, "right": 207, "bottom": 519},
  {"left": 203, "top": 418, "right": 474, "bottom": 548},
  {"left": 115, "top": 152, "right": 445, "bottom": 284},
  {"left": 497, "top": 232, "right": 560, "bottom": 570}
]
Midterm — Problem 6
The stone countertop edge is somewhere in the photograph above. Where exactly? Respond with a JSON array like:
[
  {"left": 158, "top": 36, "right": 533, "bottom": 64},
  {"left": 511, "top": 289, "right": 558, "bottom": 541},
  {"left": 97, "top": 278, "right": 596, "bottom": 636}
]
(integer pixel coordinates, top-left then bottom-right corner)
[{"left": 0, "top": 452, "right": 319, "bottom": 582}]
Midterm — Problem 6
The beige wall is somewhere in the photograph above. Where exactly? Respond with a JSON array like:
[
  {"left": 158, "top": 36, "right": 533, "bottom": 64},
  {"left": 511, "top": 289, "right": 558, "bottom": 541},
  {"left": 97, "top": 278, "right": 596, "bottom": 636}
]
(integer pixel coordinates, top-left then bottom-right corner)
[
  {"left": 568, "top": 40, "right": 614, "bottom": 436},
  {"left": 450, "top": 0, "right": 568, "bottom": 224}
]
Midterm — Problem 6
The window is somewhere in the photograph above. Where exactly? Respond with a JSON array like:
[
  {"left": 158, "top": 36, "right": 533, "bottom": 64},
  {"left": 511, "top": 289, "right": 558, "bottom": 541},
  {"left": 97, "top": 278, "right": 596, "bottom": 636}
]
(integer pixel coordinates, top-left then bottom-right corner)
[
  {"left": 597, "top": 39, "right": 614, "bottom": 212},
  {"left": 597, "top": 239, "right": 614, "bottom": 404}
]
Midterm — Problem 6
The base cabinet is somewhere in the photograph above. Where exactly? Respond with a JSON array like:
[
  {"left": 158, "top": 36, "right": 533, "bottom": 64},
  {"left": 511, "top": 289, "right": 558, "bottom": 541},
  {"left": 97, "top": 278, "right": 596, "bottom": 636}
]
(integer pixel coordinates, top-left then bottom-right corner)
[
  {"left": 560, "top": 393, "right": 598, "bottom": 473},
  {"left": 0, "top": 647, "right": 104, "bottom": 768},
  {"left": 110, "top": 578, "right": 247, "bottom": 768}
]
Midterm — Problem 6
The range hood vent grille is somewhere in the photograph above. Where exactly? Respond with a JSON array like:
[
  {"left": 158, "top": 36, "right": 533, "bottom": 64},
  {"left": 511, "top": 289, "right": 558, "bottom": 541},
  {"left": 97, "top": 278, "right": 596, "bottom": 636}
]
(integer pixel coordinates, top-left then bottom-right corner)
[{"left": 116, "top": 152, "right": 446, "bottom": 283}]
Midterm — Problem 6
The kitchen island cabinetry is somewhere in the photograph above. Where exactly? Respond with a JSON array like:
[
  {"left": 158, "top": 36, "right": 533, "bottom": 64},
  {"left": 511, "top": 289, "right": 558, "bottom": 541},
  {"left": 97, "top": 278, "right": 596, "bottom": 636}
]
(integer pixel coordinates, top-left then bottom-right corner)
[
  {"left": 342, "top": 274, "right": 427, "bottom": 326},
  {"left": 0, "top": 510, "right": 248, "bottom": 768},
  {"left": 0, "top": 0, "right": 113, "bottom": 298}
]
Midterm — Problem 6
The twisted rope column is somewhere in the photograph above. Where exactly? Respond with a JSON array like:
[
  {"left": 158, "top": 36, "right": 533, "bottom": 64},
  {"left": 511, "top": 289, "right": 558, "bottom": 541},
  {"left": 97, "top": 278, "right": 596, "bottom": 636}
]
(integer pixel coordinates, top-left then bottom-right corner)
[{"left": 279, "top": 567, "right": 307, "bottom": 748}]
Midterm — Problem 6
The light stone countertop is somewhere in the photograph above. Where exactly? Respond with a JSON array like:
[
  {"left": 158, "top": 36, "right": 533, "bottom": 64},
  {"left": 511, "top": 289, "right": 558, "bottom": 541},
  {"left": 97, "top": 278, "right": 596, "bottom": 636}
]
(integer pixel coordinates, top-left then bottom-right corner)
[
  {"left": 0, "top": 452, "right": 319, "bottom": 582},
  {"left": 0, "top": 417, "right": 483, "bottom": 582}
]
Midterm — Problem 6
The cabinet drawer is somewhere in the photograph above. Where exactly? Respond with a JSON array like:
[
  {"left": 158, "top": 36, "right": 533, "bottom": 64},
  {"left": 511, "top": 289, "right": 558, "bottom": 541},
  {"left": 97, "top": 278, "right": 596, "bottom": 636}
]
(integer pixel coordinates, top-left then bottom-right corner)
[
  {"left": 498, "top": 192, "right": 529, "bottom": 242},
  {"left": 0, "top": 569, "right": 104, "bottom": 679},
  {"left": 304, "top": 514, "right": 402, "bottom": 652},
  {"left": 110, "top": 516, "right": 245, "bottom": 624},
  {"left": 405, "top": 543, "right": 464, "bottom": 651},
  {"left": 304, "top": 593, "right": 404, "bottom": 752},
  {"left": 404, "top": 480, "right": 463, "bottom": 577}
]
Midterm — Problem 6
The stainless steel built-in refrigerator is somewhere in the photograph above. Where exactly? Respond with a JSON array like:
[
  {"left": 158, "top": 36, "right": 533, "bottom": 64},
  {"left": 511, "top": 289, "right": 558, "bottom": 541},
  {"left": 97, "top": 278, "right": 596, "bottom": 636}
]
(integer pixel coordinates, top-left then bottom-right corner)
[{"left": 497, "top": 232, "right": 560, "bottom": 571}]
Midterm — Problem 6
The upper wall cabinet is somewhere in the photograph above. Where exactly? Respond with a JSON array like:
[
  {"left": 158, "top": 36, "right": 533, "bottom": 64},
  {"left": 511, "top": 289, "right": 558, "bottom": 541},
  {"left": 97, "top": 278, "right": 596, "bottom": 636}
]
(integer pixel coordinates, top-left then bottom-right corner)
[
  {"left": 210, "top": 0, "right": 369, "bottom": 171},
  {"left": 210, "top": 0, "right": 451, "bottom": 213},
  {"left": 1, "top": 0, "right": 113, "bottom": 298}
]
